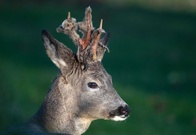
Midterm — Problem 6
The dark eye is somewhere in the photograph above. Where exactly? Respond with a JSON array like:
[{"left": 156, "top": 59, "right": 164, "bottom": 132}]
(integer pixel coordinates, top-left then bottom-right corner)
[{"left": 87, "top": 82, "right": 98, "bottom": 89}]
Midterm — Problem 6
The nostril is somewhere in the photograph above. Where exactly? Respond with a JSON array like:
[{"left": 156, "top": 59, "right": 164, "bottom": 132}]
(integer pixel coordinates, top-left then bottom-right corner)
[{"left": 118, "top": 105, "right": 131, "bottom": 116}]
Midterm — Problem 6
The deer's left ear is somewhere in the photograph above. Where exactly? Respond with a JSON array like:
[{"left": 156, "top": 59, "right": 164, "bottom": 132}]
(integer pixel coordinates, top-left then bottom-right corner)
[
  {"left": 42, "top": 30, "right": 74, "bottom": 69},
  {"left": 96, "top": 32, "right": 110, "bottom": 62}
]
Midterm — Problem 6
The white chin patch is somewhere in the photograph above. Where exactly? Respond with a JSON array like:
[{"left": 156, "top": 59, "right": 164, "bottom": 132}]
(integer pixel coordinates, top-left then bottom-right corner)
[{"left": 111, "top": 116, "right": 127, "bottom": 121}]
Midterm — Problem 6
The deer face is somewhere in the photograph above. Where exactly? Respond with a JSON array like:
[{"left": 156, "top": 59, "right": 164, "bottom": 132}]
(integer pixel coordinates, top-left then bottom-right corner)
[
  {"left": 42, "top": 30, "right": 130, "bottom": 122},
  {"left": 72, "top": 62, "right": 130, "bottom": 121},
  {"left": 42, "top": 7, "right": 130, "bottom": 124}
]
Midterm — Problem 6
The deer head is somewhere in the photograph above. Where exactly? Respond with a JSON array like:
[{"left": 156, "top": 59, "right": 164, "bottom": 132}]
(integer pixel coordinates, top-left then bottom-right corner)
[{"left": 33, "top": 7, "right": 130, "bottom": 135}]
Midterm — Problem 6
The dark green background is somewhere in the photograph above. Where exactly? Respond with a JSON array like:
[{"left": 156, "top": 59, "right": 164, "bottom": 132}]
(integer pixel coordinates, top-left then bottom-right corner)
[{"left": 0, "top": 1, "right": 196, "bottom": 135}]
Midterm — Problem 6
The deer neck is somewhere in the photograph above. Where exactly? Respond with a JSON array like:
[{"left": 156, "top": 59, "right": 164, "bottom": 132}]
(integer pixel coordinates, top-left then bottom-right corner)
[{"left": 33, "top": 75, "right": 92, "bottom": 135}]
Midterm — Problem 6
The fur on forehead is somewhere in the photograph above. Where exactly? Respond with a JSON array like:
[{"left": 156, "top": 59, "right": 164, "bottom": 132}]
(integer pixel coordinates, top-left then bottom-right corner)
[
  {"left": 85, "top": 61, "right": 104, "bottom": 72},
  {"left": 85, "top": 62, "right": 108, "bottom": 80}
]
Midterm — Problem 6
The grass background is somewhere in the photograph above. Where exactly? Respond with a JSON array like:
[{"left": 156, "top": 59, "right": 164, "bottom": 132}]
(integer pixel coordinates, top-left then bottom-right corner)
[{"left": 0, "top": 0, "right": 196, "bottom": 135}]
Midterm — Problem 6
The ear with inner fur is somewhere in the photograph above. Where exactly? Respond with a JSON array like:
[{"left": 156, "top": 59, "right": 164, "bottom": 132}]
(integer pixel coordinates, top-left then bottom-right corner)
[{"left": 42, "top": 30, "right": 74, "bottom": 70}]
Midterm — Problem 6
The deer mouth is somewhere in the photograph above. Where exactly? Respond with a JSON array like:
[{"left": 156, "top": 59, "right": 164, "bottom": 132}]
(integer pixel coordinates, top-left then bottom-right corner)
[{"left": 108, "top": 105, "right": 130, "bottom": 121}]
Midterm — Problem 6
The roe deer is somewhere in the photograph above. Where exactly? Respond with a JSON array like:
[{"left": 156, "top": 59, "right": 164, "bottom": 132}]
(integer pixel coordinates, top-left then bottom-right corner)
[{"left": 6, "top": 7, "right": 130, "bottom": 135}]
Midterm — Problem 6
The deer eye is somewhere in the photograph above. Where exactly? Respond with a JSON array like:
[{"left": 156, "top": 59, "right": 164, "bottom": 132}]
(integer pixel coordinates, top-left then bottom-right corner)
[{"left": 87, "top": 82, "right": 98, "bottom": 89}]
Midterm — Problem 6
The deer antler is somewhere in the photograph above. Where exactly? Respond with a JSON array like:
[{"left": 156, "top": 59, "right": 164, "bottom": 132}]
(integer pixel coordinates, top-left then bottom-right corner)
[
  {"left": 56, "top": 7, "right": 108, "bottom": 63},
  {"left": 67, "top": 12, "right": 71, "bottom": 20},
  {"left": 78, "top": 7, "right": 93, "bottom": 50},
  {"left": 56, "top": 12, "right": 80, "bottom": 47},
  {"left": 91, "top": 19, "right": 105, "bottom": 60}
]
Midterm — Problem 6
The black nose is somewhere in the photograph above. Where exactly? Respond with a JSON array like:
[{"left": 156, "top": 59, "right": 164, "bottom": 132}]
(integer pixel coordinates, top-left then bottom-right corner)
[
  {"left": 109, "top": 105, "right": 131, "bottom": 118},
  {"left": 118, "top": 105, "right": 131, "bottom": 117}
]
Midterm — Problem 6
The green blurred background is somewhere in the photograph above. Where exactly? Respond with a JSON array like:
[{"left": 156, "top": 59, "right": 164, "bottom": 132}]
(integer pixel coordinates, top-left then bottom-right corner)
[{"left": 0, "top": 0, "right": 196, "bottom": 135}]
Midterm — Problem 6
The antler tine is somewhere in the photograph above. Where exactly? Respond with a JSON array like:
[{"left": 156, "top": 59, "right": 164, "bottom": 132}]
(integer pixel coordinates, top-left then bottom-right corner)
[
  {"left": 91, "top": 19, "right": 104, "bottom": 60},
  {"left": 67, "top": 12, "right": 71, "bottom": 20},
  {"left": 99, "top": 19, "right": 103, "bottom": 29}
]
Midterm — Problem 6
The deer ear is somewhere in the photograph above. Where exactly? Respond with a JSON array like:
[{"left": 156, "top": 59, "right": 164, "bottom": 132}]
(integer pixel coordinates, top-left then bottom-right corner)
[
  {"left": 42, "top": 30, "right": 74, "bottom": 69},
  {"left": 96, "top": 32, "right": 110, "bottom": 61}
]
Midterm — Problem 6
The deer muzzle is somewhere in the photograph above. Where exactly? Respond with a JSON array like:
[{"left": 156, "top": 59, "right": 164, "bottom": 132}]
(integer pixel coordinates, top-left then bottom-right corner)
[{"left": 109, "top": 105, "right": 131, "bottom": 121}]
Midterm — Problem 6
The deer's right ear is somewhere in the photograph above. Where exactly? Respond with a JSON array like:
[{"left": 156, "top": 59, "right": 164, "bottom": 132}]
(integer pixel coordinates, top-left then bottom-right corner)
[{"left": 42, "top": 30, "right": 74, "bottom": 69}]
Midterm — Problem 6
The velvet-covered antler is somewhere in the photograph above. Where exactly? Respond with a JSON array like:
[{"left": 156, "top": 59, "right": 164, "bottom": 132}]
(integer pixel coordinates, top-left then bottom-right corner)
[
  {"left": 56, "top": 7, "right": 109, "bottom": 63},
  {"left": 78, "top": 7, "right": 93, "bottom": 50}
]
